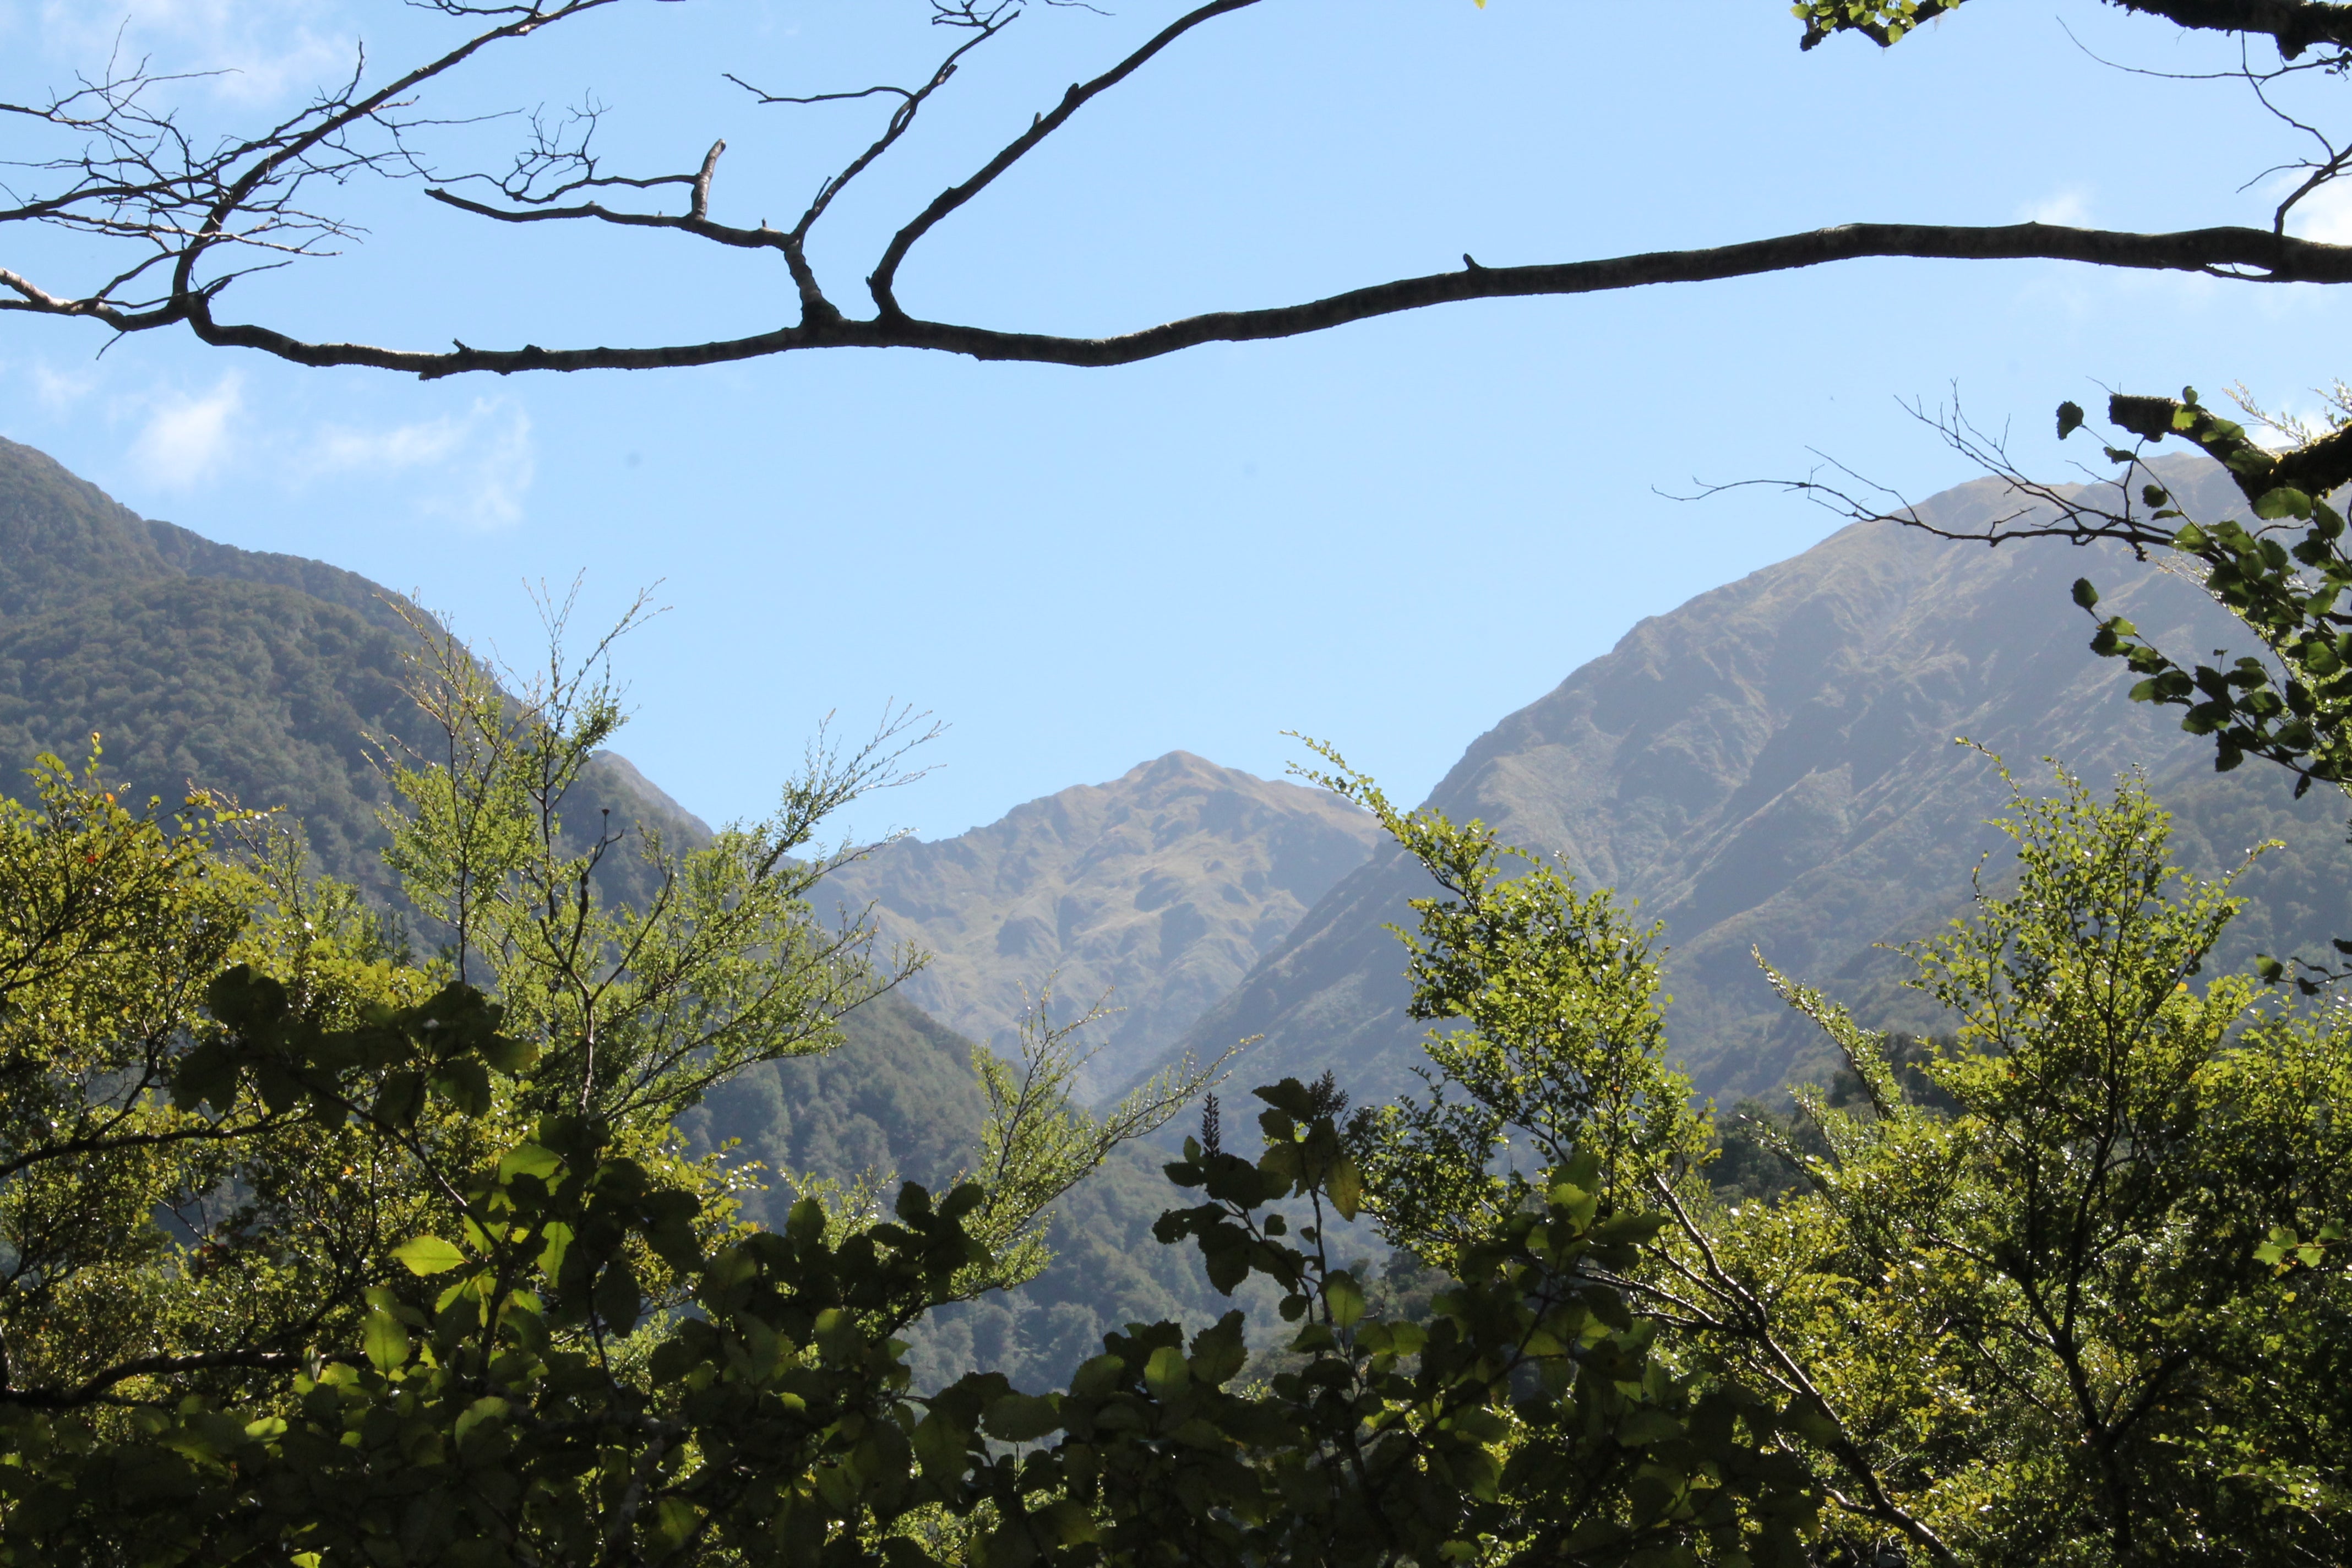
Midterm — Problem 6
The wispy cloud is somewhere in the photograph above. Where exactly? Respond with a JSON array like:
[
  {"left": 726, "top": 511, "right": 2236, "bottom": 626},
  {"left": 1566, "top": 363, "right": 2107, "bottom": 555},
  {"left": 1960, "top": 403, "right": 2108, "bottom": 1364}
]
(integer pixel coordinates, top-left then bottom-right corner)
[
  {"left": 130, "top": 373, "right": 243, "bottom": 488},
  {"left": 311, "top": 412, "right": 472, "bottom": 472},
  {"left": 2018, "top": 189, "right": 2092, "bottom": 227},
  {"left": 2283, "top": 178, "right": 2352, "bottom": 247},
  {"left": 305, "top": 399, "right": 537, "bottom": 527},
  {"left": 30, "top": 361, "right": 98, "bottom": 411},
  {"left": 452, "top": 405, "right": 535, "bottom": 528},
  {"left": 24, "top": 0, "right": 351, "bottom": 105}
]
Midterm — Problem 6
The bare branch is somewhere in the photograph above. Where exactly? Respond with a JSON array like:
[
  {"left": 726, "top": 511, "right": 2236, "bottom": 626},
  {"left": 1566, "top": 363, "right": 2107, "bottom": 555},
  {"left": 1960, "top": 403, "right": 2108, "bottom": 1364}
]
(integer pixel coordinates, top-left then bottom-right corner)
[
  {"left": 689, "top": 138, "right": 723, "bottom": 221},
  {"left": 23, "top": 217, "right": 2336, "bottom": 380},
  {"left": 867, "top": 0, "right": 1266, "bottom": 316},
  {"left": 15, "top": 0, "right": 2352, "bottom": 382}
]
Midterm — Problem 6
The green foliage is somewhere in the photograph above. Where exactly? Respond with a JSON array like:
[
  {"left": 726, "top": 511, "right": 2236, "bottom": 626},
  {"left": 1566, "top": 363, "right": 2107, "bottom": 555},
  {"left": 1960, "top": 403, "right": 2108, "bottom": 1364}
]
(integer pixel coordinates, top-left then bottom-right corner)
[
  {"left": 2068, "top": 390, "right": 2352, "bottom": 810},
  {"left": 1686, "top": 761, "right": 2352, "bottom": 1566},
  {"left": 1292, "top": 740, "right": 2352, "bottom": 1565},
  {"left": 0, "top": 575, "right": 428, "bottom": 905},
  {"left": 0, "top": 748, "right": 526, "bottom": 1562},
  {"left": 1789, "top": 0, "right": 1959, "bottom": 52},
  {"left": 1290, "top": 739, "right": 1705, "bottom": 1276},
  {"left": 963, "top": 1077, "right": 1821, "bottom": 1568},
  {"left": 0, "top": 744, "right": 1825, "bottom": 1566},
  {"left": 377, "top": 596, "right": 913, "bottom": 1130},
  {"left": 958, "top": 992, "right": 1233, "bottom": 1300}
]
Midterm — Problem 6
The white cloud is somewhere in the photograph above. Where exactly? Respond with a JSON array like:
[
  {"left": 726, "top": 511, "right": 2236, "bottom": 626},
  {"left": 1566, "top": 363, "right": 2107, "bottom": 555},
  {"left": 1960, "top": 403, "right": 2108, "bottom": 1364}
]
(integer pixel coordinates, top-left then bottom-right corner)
[
  {"left": 311, "top": 413, "right": 472, "bottom": 472},
  {"left": 130, "top": 374, "right": 243, "bottom": 488},
  {"left": 450, "top": 405, "right": 535, "bottom": 528},
  {"left": 305, "top": 399, "right": 536, "bottom": 528},
  {"left": 2284, "top": 178, "right": 2352, "bottom": 247},
  {"left": 26, "top": 0, "right": 351, "bottom": 105},
  {"left": 2018, "top": 189, "right": 2092, "bottom": 227},
  {"left": 30, "top": 362, "right": 98, "bottom": 412}
]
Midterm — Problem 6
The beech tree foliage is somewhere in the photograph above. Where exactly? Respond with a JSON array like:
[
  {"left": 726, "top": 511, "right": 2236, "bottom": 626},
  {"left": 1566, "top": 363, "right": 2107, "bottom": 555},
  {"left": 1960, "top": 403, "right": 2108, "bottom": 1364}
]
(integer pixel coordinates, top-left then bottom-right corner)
[
  {"left": 3, "top": 0, "right": 2351, "bottom": 378},
  {"left": 5, "top": 650, "right": 2350, "bottom": 1565},
  {"left": 0, "top": 572, "right": 1835, "bottom": 1565},
  {"left": 1301, "top": 738, "right": 2352, "bottom": 1567}
]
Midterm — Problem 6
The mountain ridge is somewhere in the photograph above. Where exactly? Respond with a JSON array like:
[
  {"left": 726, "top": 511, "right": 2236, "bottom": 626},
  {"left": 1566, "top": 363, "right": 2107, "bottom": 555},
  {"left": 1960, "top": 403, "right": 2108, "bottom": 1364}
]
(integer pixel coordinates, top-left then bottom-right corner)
[
  {"left": 1152, "top": 460, "right": 2352, "bottom": 1109},
  {"left": 0, "top": 431, "right": 1239, "bottom": 1390},
  {"left": 825, "top": 748, "right": 1378, "bottom": 1097},
  {"left": 0, "top": 434, "right": 704, "bottom": 905}
]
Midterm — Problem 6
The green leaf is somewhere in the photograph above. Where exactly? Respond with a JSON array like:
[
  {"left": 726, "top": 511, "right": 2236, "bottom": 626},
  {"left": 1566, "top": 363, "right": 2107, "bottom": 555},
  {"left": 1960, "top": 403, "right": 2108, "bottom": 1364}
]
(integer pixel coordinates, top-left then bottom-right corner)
[
  {"left": 594, "top": 1261, "right": 641, "bottom": 1333},
  {"left": 169, "top": 1040, "right": 239, "bottom": 1115},
  {"left": 1326, "top": 1156, "right": 1363, "bottom": 1221},
  {"left": 362, "top": 1309, "right": 411, "bottom": 1373},
  {"left": 982, "top": 1394, "right": 1063, "bottom": 1443},
  {"left": 1324, "top": 1270, "right": 1366, "bottom": 1329},
  {"left": 912, "top": 1412, "right": 970, "bottom": 1480},
  {"left": 648, "top": 1497, "right": 704, "bottom": 1556},
  {"left": 497, "top": 1142, "right": 564, "bottom": 1184},
  {"left": 430, "top": 1057, "right": 492, "bottom": 1117},
  {"left": 2071, "top": 577, "right": 2100, "bottom": 610},
  {"left": 1617, "top": 1408, "right": 1683, "bottom": 1447},
  {"left": 2056, "top": 400, "right": 2085, "bottom": 439},
  {"left": 1038, "top": 1500, "right": 1101, "bottom": 1548},
  {"left": 373, "top": 1069, "right": 424, "bottom": 1127},
  {"left": 393, "top": 1234, "right": 466, "bottom": 1276},
  {"left": 536, "top": 1220, "right": 574, "bottom": 1278},
  {"left": 2256, "top": 487, "right": 2315, "bottom": 521},
  {"left": 1144, "top": 1345, "right": 1191, "bottom": 1397},
  {"left": 478, "top": 1031, "right": 540, "bottom": 1076},
  {"left": 453, "top": 1395, "right": 509, "bottom": 1449}
]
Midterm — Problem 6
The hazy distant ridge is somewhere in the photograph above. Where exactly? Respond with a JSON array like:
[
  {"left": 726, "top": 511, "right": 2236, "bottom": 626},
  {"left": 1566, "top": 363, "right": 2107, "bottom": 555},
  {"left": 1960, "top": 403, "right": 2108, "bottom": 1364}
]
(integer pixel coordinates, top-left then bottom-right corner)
[
  {"left": 1156, "top": 460, "right": 2352, "bottom": 1107},
  {"left": 826, "top": 750, "right": 1378, "bottom": 1096}
]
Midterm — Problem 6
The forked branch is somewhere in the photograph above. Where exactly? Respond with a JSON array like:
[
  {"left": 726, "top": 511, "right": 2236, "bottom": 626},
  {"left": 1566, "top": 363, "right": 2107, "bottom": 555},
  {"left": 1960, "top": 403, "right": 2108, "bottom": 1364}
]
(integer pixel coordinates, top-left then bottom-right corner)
[{"left": 13, "top": 1, "right": 2352, "bottom": 378}]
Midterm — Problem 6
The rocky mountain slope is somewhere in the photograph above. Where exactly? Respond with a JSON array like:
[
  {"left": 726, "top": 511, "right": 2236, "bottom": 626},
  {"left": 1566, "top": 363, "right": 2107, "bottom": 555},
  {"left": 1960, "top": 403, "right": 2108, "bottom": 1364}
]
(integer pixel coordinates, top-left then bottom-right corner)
[
  {"left": 1158, "top": 460, "right": 2352, "bottom": 1108},
  {"left": 823, "top": 750, "right": 1379, "bottom": 1097}
]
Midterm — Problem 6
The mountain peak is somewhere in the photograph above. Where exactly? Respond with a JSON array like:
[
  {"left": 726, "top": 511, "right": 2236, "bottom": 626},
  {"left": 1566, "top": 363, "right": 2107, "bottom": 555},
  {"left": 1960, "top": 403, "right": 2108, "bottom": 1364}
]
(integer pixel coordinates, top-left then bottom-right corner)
[{"left": 825, "top": 753, "right": 1378, "bottom": 1097}]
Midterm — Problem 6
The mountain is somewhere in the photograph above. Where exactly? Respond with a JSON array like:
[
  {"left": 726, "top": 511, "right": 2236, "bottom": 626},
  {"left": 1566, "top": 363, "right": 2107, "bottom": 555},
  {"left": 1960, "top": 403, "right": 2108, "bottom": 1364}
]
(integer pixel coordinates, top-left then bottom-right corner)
[
  {"left": 0, "top": 434, "right": 706, "bottom": 905},
  {"left": 1157, "top": 460, "right": 2352, "bottom": 1109},
  {"left": 675, "top": 981, "right": 1240, "bottom": 1391},
  {"left": 26, "top": 426, "right": 2348, "bottom": 1387},
  {"left": 0, "top": 433, "right": 1235, "bottom": 1389},
  {"left": 823, "top": 751, "right": 1380, "bottom": 1098}
]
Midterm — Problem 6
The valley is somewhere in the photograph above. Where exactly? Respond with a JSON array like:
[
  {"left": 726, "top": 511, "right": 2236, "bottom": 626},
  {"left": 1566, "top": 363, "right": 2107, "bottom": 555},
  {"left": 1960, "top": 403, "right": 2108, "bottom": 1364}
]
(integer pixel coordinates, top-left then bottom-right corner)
[{"left": 8, "top": 433, "right": 2349, "bottom": 1387}]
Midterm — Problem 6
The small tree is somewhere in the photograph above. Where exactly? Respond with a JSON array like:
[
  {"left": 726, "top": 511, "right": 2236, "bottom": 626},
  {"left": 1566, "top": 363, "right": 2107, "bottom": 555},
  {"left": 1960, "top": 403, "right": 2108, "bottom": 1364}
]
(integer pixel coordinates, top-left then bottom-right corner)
[
  {"left": 1291, "top": 738, "right": 2352, "bottom": 1566},
  {"left": 1680, "top": 761, "right": 2352, "bottom": 1566}
]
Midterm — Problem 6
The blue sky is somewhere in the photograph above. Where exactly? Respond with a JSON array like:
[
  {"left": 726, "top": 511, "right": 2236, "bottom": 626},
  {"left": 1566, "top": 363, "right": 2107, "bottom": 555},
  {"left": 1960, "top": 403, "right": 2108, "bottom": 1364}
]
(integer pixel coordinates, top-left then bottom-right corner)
[{"left": 5, "top": 0, "right": 2350, "bottom": 841}]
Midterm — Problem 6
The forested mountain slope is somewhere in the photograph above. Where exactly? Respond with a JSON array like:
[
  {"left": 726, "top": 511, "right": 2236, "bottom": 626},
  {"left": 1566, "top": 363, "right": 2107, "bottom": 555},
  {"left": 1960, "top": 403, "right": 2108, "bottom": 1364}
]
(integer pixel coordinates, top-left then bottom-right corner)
[
  {"left": 824, "top": 750, "right": 1378, "bottom": 1097},
  {"left": 678, "top": 986, "right": 1240, "bottom": 1390},
  {"left": 1159, "top": 459, "right": 2352, "bottom": 1108},
  {"left": 0, "top": 433, "right": 1233, "bottom": 1389},
  {"left": 0, "top": 434, "right": 707, "bottom": 903}
]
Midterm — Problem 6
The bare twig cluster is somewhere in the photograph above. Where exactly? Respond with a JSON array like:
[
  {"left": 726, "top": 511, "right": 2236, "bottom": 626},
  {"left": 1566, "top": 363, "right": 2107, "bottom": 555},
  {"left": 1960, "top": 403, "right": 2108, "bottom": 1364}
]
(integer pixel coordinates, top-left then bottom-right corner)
[{"left": 10, "top": 0, "right": 2352, "bottom": 378}]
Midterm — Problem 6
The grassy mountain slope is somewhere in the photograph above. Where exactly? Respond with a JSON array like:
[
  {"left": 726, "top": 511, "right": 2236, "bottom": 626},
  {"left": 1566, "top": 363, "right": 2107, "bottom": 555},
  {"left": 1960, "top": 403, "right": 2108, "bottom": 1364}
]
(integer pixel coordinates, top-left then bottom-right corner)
[
  {"left": 1159, "top": 459, "right": 2352, "bottom": 1109},
  {"left": 824, "top": 750, "right": 1378, "bottom": 1098}
]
